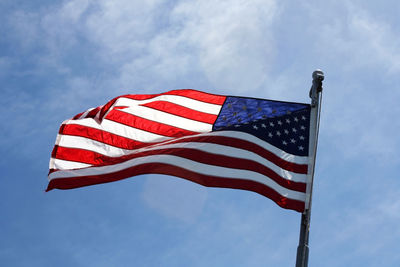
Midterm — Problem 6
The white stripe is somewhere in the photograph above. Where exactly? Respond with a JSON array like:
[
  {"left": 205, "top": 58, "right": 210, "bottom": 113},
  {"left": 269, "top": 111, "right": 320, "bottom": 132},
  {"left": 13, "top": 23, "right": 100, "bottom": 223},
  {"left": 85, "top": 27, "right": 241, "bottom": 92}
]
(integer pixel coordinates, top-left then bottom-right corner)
[
  {"left": 49, "top": 157, "right": 56, "bottom": 169},
  {"left": 65, "top": 118, "right": 171, "bottom": 143},
  {"left": 52, "top": 158, "right": 92, "bottom": 170},
  {"left": 49, "top": 154, "right": 306, "bottom": 201},
  {"left": 114, "top": 95, "right": 222, "bottom": 115},
  {"left": 58, "top": 135, "right": 132, "bottom": 156},
  {"left": 117, "top": 105, "right": 213, "bottom": 132}
]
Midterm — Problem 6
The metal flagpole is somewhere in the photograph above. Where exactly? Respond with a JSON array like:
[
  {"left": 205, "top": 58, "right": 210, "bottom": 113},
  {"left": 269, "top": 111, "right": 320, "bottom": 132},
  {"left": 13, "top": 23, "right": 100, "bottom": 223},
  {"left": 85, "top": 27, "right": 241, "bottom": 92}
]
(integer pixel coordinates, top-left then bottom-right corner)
[{"left": 295, "top": 70, "right": 324, "bottom": 267}]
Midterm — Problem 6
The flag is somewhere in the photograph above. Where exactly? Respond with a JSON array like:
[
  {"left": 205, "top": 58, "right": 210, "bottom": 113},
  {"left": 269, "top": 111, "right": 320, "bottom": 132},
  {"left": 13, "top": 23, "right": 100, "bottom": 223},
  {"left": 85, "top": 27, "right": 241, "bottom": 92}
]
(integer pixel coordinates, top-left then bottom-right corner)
[{"left": 48, "top": 89, "right": 312, "bottom": 212}]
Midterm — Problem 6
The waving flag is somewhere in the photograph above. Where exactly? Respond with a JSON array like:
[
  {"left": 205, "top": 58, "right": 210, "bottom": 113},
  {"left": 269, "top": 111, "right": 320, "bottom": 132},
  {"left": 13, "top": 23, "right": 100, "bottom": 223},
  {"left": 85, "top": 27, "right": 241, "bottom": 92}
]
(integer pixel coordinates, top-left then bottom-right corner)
[{"left": 48, "top": 89, "right": 311, "bottom": 212}]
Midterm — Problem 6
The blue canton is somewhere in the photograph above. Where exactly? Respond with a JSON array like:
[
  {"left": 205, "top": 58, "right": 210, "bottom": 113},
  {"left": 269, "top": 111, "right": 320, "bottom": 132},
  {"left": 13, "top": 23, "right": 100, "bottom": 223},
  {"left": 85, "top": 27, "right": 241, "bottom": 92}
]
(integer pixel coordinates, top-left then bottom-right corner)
[{"left": 213, "top": 96, "right": 311, "bottom": 156}]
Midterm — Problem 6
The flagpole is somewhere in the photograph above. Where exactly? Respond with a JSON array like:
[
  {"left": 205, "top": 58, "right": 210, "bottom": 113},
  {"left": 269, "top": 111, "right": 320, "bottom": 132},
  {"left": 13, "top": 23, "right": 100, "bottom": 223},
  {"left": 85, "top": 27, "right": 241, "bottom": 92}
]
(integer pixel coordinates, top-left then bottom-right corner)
[{"left": 295, "top": 70, "right": 324, "bottom": 267}]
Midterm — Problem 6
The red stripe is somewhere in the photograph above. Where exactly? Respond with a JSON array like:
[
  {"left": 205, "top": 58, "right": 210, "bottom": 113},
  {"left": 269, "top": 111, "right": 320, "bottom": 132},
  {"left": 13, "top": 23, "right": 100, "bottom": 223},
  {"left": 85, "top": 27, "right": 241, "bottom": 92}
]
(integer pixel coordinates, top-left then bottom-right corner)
[
  {"left": 121, "top": 89, "right": 226, "bottom": 105},
  {"left": 106, "top": 109, "right": 199, "bottom": 137},
  {"left": 140, "top": 101, "right": 218, "bottom": 124},
  {"left": 46, "top": 163, "right": 305, "bottom": 212},
  {"left": 53, "top": 145, "right": 306, "bottom": 192},
  {"left": 60, "top": 123, "right": 152, "bottom": 149},
  {"left": 53, "top": 145, "right": 104, "bottom": 165}
]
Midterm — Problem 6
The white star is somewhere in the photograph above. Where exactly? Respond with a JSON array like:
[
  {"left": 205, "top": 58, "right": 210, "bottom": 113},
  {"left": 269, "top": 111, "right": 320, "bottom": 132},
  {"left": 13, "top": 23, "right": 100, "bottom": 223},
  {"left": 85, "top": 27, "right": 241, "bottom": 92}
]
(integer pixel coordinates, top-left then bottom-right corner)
[
  {"left": 276, "top": 131, "right": 281, "bottom": 136},
  {"left": 294, "top": 117, "right": 299, "bottom": 122},
  {"left": 300, "top": 125, "right": 306, "bottom": 130},
  {"left": 282, "top": 140, "right": 288, "bottom": 145},
  {"left": 299, "top": 135, "right": 305, "bottom": 140},
  {"left": 261, "top": 123, "right": 266, "bottom": 128},
  {"left": 269, "top": 122, "right": 275, "bottom": 127},
  {"left": 253, "top": 125, "right": 258, "bottom": 130},
  {"left": 301, "top": 115, "right": 306, "bottom": 120},
  {"left": 268, "top": 132, "right": 273, "bottom": 138},
  {"left": 298, "top": 146, "right": 304, "bottom": 151},
  {"left": 290, "top": 138, "right": 296, "bottom": 143},
  {"left": 286, "top": 118, "right": 291, "bottom": 124},
  {"left": 284, "top": 129, "right": 289, "bottom": 135},
  {"left": 292, "top": 128, "right": 297, "bottom": 133},
  {"left": 277, "top": 120, "right": 283, "bottom": 125}
]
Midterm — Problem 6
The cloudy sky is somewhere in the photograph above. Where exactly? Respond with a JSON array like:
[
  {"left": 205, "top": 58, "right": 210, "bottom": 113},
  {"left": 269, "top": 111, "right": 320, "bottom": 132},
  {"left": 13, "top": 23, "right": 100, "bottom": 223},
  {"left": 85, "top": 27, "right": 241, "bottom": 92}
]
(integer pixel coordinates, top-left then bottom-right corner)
[{"left": 1, "top": 0, "right": 400, "bottom": 266}]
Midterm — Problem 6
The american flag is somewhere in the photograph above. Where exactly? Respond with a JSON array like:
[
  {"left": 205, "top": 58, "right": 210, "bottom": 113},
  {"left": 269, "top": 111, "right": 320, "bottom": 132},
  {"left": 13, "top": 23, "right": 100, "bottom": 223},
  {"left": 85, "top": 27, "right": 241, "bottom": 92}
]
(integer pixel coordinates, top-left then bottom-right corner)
[{"left": 48, "top": 89, "right": 312, "bottom": 212}]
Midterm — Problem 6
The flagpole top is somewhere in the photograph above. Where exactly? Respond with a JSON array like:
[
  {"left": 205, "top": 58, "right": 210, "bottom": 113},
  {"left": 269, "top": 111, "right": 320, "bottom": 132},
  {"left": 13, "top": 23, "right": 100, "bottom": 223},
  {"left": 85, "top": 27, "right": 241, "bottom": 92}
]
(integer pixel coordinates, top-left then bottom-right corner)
[
  {"left": 312, "top": 69, "right": 324, "bottom": 82},
  {"left": 309, "top": 69, "right": 324, "bottom": 107}
]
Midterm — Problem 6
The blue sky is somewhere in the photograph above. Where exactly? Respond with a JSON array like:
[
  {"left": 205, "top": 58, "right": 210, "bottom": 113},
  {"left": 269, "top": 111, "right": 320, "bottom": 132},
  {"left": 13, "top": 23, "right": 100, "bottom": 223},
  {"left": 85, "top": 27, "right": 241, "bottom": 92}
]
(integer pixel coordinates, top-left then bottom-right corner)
[{"left": 1, "top": 0, "right": 400, "bottom": 266}]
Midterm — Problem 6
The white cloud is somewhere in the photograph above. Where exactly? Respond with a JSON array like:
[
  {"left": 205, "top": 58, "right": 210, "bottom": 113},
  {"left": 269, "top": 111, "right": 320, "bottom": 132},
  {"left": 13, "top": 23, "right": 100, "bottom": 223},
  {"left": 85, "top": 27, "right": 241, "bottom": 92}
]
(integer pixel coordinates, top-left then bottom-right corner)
[
  {"left": 82, "top": 0, "right": 279, "bottom": 93},
  {"left": 314, "top": 3, "right": 400, "bottom": 75},
  {"left": 169, "top": 0, "right": 278, "bottom": 92},
  {"left": 85, "top": 0, "right": 163, "bottom": 60},
  {"left": 6, "top": 0, "right": 279, "bottom": 98},
  {"left": 6, "top": 1, "right": 89, "bottom": 76},
  {"left": 6, "top": 10, "right": 40, "bottom": 50},
  {"left": 348, "top": 11, "right": 400, "bottom": 74}
]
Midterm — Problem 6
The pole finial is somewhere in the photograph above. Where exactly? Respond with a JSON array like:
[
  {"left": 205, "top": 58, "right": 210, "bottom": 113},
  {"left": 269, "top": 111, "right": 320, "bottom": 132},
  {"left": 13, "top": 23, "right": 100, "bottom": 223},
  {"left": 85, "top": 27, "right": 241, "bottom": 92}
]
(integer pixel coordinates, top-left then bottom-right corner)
[
  {"left": 312, "top": 69, "right": 324, "bottom": 82},
  {"left": 309, "top": 69, "right": 324, "bottom": 107}
]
